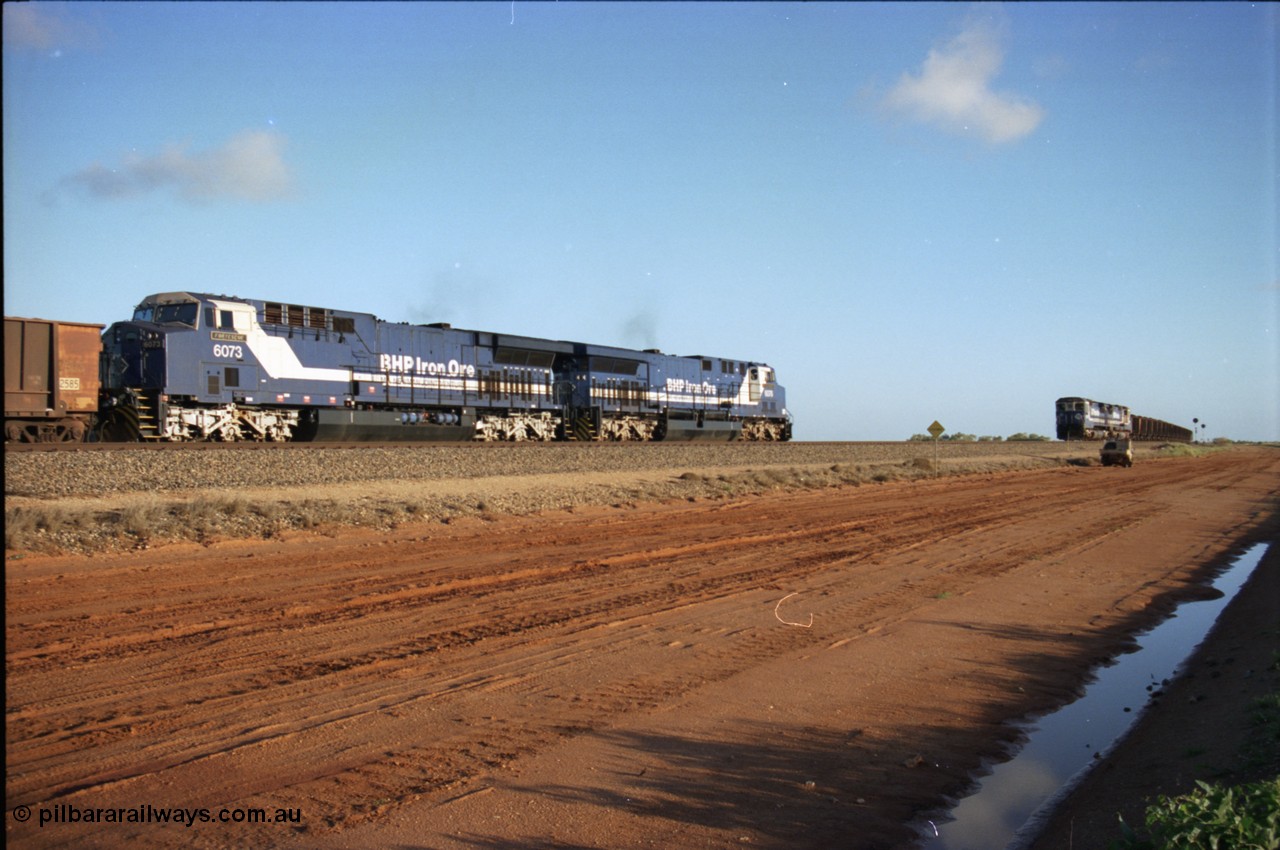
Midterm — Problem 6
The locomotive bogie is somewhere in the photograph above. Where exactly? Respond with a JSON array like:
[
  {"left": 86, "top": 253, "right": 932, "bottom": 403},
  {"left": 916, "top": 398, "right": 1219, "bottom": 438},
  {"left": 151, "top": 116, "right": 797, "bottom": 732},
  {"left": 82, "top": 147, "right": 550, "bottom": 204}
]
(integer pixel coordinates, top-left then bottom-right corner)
[
  {"left": 597, "top": 414, "right": 658, "bottom": 442},
  {"left": 474, "top": 411, "right": 559, "bottom": 442},
  {"left": 157, "top": 403, "right": 300, "bottom": 442},
  {"left": 742, "top": 417, "right": 790, "bottom": 442}
]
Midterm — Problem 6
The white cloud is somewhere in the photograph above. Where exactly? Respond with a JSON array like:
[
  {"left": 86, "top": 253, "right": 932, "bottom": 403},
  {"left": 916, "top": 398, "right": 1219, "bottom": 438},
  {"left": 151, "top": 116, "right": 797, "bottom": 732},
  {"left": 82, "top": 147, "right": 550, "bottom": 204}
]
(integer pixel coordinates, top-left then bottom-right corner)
[
  {"left": 64, "top": 131, "right": 296, "bottom": 203},
  {"left": 3, "top": 4, "right": 99, "bottom": 52},
  {"left": 883, "top": 18, "right": 1044, "bottom": 144}
]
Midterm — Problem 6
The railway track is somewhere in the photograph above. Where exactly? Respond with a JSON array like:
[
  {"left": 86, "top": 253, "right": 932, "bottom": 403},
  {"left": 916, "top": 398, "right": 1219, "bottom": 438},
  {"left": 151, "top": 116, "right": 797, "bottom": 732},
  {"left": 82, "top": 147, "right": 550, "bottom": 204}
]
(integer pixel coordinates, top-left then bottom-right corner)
[{"left": 3, "top": 439, "right": 887, "bottom": 453}]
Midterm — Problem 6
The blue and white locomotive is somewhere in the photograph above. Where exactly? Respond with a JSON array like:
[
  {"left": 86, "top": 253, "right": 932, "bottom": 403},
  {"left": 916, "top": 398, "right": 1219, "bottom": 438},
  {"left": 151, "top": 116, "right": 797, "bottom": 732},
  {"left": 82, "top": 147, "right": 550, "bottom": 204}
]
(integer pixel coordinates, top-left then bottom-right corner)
[
  {"left": 1055, "top": 397, "right": 1131, "bottom": 440},
  {"left": 99, "top": 292, "right": 791, "bottom": 442}
]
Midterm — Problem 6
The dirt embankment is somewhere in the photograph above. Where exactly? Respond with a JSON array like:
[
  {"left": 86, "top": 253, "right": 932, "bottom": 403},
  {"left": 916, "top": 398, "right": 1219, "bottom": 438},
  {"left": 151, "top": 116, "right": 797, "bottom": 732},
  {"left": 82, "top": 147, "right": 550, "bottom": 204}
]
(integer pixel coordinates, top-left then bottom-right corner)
[{"left": 4, "top": 447, "right": 1277, "bottom": 849}]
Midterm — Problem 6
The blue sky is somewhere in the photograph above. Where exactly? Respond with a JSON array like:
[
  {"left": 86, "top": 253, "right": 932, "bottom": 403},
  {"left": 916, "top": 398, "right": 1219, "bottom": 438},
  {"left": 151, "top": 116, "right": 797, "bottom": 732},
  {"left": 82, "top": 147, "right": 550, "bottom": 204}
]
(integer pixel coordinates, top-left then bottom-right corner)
[{"left": 4, "top": 2, "right": 1276, "bottom": 441}]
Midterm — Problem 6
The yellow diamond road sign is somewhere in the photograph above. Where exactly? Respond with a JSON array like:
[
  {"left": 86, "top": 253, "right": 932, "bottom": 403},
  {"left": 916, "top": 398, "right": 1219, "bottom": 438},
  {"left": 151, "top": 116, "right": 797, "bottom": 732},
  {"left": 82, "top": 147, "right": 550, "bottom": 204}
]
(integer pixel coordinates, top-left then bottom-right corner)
[{"left": 927, "top": 421, "right": 945, "bottom": 439}]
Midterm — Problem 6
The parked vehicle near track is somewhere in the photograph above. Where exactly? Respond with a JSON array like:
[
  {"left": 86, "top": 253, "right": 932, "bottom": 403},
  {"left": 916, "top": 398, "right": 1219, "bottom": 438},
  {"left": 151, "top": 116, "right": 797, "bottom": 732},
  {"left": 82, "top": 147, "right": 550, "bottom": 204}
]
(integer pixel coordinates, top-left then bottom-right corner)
[
  {"left": 98, "top": 292, "right": 792, "bottom": 443},
  {"left": 4, "top": 316, "right": 104, "bottom": 442},
  {"left": 1100, "top": 437, "right": 1133, "bottom": 467}
]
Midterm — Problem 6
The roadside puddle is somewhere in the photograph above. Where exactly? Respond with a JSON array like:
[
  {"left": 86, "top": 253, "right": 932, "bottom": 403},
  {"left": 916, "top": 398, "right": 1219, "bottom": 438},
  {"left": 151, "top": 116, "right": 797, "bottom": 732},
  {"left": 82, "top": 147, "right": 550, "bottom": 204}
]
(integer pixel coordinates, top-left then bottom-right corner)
[{"left": 915, "top": 542, "right": 1271, "bottom": 850}]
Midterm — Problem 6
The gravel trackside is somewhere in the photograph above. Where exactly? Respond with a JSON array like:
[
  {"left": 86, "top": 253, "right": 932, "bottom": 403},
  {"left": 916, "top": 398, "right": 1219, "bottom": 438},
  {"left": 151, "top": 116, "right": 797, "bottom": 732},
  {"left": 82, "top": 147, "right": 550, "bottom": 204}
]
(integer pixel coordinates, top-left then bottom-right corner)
[{"left": 6, "top": 440, "right": 1095, "bottom": 499}]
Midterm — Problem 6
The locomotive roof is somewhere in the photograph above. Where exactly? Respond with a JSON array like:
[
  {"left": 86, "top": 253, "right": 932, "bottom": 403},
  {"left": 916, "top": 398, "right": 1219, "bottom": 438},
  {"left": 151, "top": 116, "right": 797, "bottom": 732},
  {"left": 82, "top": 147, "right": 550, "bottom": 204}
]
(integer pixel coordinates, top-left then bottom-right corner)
[
  {"left": 1055, "top": 396, "right": 1124, "bottom": 406},
  {"left": 135, "top": 292, "right": 770, "bottom": 366},
  {"left": 141, "top": 291, "right": 254, "bottom": 307}
]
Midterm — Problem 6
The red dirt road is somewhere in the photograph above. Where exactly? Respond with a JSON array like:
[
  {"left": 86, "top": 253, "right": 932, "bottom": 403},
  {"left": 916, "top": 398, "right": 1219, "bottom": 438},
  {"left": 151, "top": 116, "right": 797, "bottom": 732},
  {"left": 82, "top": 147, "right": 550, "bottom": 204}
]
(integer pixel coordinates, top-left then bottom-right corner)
[{"left": 5, "top": 449, "right": 1278, "bottom": 849}]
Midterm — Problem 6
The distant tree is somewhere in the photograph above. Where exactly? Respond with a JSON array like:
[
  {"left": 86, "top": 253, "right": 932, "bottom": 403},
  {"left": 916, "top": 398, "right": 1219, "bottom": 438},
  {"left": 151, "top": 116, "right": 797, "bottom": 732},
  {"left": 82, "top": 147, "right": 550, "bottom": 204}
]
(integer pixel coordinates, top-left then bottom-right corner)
[
  {"left": 944, "top": 433, "right": 977, "bottom": 442},
  {"left": 978, "top": 435, "right": 1003, "bottom": 442},
  {"left": 908, "top": 433, "right": 933, "bottom": 442},
  {"left": 1007, "top": 433, "right": 1051, "bottom": 442}
]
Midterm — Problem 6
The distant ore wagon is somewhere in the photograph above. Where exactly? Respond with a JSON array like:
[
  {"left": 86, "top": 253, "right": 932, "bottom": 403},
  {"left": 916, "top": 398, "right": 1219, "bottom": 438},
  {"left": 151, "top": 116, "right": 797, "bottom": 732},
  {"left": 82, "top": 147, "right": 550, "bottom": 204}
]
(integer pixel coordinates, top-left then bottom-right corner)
[
  {"left": 4, "top": 317, "right": 104, "bottom": 442},
  {"left": 1054, "top": 397, "right": 1191, "bottom": 442}
]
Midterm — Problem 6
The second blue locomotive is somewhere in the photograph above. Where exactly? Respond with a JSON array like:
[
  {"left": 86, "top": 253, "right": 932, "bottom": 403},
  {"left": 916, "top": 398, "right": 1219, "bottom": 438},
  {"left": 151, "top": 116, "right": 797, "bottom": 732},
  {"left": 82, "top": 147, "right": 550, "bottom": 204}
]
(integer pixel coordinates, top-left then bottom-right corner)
[
  {"left": 1054, "top": 397, "right": 1191, "bottom": 442},
  {"left": 99, "top": 292, "right": 791, "bottom": 442}
]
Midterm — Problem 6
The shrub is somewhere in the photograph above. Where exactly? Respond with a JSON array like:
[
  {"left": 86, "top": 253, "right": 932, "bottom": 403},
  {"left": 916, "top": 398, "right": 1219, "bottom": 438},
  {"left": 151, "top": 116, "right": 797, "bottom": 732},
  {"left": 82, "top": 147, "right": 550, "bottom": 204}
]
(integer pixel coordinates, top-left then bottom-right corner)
[
  {"left": 1111, "top": 778, "right": 1279, "bottom": 850},
  {"left": 1160, "top": 443, "right": 1214, "bottom": 458}
]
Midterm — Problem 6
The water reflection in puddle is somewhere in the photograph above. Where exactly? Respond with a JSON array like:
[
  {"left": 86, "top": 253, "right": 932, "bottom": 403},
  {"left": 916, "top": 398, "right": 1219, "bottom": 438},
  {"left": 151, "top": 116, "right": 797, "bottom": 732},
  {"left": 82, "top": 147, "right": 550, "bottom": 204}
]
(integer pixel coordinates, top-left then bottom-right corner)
[{"left": 917, "top": 542, "right": 1270, "bottom": 850}]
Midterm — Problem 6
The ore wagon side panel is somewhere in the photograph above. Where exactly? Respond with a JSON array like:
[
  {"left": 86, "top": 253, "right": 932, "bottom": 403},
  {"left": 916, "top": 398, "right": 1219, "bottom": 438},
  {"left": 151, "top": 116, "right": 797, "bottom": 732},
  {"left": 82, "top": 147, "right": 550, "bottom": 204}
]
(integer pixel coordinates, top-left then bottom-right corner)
[
  {"left": 5, "top": 317, "right": 51, "bottom": 415},
  {"left": 4, "top": 317, "right": 103, "bottom": 417},
  {"left": 54, "top": 321, "right": 104, "bottom": 413}
]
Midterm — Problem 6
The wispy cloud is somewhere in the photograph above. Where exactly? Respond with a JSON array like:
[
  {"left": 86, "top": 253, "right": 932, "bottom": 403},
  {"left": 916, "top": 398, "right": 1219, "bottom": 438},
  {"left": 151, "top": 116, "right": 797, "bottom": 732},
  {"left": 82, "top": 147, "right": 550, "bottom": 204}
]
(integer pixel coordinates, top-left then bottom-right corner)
[
  {"left": 63, "top": 131, "right": 296, "bottom": 203},
  {"left": 3, "top": 4, "right": 100, "bottom": 53},
  {"left": 883, "top": 16, "right": 1044, "bottom": 144}
]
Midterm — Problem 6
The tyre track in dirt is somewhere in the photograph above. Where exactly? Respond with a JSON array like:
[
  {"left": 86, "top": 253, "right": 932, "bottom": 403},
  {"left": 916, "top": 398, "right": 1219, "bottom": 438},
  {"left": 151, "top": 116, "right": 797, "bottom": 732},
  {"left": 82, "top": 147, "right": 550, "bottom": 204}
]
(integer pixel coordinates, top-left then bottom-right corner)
[{"left": 5, "top": 450, "right": 1277, "bottom": 849}]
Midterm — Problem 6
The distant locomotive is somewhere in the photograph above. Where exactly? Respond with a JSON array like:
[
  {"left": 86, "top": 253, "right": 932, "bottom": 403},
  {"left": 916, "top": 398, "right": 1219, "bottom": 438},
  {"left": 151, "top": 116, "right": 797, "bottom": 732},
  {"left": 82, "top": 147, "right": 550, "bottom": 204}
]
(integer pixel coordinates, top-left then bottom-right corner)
[
  {"left": 96, "top": 292, "right": 792, "bottom": 443},
  {"left": 1054, "top": 397, "right": 1191, "bottom": 442}
]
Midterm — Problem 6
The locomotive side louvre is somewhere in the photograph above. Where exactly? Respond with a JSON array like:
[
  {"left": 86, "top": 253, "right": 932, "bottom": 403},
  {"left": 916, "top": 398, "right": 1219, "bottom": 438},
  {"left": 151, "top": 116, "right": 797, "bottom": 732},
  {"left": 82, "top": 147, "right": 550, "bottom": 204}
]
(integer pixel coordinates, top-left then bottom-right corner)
[{"left": 99, "top": 292, "right": 791, "bottom": 442}]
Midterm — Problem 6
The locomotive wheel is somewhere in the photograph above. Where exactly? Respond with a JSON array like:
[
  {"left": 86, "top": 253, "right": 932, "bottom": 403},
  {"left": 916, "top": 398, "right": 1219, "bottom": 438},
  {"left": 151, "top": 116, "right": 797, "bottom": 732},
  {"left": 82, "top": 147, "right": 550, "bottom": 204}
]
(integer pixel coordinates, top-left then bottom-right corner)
[{"left": 98, "top": 407, "right": 143, "bottom": 442}]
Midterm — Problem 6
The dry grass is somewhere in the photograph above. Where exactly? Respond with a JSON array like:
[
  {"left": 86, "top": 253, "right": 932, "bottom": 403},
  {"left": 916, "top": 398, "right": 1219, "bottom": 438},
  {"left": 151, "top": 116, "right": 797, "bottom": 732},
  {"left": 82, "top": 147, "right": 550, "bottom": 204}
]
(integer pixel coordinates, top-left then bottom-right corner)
[{"left": 2, "top": 447, "right": 1191, "bottom": 556}]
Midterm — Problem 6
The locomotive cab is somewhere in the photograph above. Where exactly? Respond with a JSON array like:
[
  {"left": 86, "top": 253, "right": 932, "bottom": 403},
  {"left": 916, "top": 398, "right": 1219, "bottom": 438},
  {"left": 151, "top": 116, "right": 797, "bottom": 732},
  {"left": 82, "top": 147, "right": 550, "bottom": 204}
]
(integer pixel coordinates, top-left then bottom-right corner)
[
  {"left": 100, "top": 292, "right": 300, "bottom": 441},
  {"left": 103, "top": 294, "right": 202, "bottom": 403}
]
